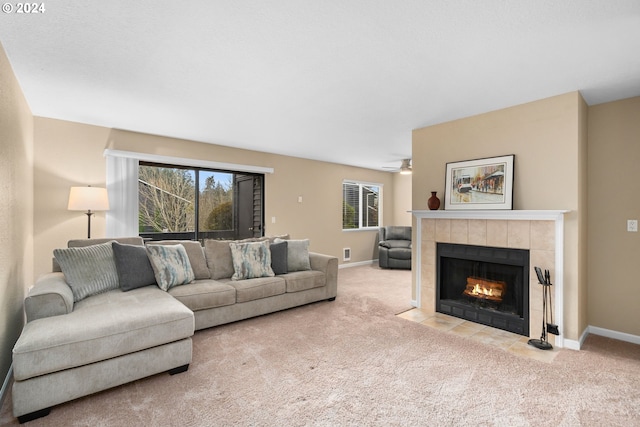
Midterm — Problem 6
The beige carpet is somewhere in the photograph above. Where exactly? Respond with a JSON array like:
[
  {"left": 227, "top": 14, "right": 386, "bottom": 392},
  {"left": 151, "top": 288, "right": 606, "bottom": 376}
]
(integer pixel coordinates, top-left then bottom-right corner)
[{"left": 2, "top": 265, "right": 640, "bottom": 426}]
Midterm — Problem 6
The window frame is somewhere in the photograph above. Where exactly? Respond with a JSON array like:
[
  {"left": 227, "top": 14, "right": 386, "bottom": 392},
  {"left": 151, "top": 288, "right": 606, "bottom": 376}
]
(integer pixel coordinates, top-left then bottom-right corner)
[
  {"left": 138, "top": 161, "right": 264, "bottom": 241},
  {"left": 342, "top": 180, "right": 383, "bottom": 231}
]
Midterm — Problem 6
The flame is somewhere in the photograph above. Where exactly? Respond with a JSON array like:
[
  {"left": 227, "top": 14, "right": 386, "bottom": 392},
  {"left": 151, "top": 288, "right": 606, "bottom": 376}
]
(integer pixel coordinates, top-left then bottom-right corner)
[{"left": 470, "top": 283, "right": 502, "bottom": 298}]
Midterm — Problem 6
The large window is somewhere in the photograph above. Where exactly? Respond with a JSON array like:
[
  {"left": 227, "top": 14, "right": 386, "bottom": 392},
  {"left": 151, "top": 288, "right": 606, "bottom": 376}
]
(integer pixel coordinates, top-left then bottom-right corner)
[
  {"left": 139, "top": 162, "right": 264, "bottom": 241},
  {"left": 342, "top": 181, "right": 381, "bottom": 230}
]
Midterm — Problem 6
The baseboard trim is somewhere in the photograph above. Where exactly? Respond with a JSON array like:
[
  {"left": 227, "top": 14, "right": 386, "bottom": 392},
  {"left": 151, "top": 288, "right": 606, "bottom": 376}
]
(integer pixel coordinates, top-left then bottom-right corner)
[
  {"left": 563, "top": 325, "right": 640, "bottom": 351},
  {"left": 339, "top": 260, "right": 376, "bottom": 269},
  {"left": 1, "top": 364, "right": 13, "bottom": 412},
  {"left": 588, "top": 325, "right": 640, "bottom": 345}
]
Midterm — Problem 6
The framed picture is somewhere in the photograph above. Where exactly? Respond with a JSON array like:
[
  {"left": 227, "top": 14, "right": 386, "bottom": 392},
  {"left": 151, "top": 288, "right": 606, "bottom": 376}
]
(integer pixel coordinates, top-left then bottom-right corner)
[{"left": 444, "top": 154, "right": 514, "bottom": 210}]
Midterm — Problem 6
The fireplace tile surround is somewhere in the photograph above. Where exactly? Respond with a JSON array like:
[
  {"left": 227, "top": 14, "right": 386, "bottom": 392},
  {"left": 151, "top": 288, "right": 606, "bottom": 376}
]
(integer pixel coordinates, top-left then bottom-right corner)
[{"left": 411, "top": 210, "right": 568, "bottom": 348}]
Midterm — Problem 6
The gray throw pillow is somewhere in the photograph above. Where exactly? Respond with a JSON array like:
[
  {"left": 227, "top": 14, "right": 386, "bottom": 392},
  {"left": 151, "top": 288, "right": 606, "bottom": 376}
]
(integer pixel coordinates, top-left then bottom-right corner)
[
  {"left": 270, "top": 241, "right": 288, "bottom": 275},
  {"left": 146, "top": 244, "right": 195, "bottom": 291},
  {"left": 275, "top": 238, "right": 311, "bottom": 272},
  {"left": 229, "top": 241, "right": 275, "bottom": 281},
  {"left": 53, "top": 241, "right": 119, "bottom": 302},
  {"left": 112, "top": 242, "right": 157, "bottom": 291}
]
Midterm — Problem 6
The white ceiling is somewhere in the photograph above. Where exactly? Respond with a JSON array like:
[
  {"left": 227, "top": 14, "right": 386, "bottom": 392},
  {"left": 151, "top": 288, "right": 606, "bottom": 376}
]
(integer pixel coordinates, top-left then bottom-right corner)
[{"left": 1, "top": 1, "right": 639, "bottom": 171}]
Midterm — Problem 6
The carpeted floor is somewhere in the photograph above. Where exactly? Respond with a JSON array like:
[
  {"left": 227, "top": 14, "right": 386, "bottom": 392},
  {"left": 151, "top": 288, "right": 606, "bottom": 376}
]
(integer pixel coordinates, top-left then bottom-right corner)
[{"left": 2, "top": 265, "right": 639, "bottom": 426}]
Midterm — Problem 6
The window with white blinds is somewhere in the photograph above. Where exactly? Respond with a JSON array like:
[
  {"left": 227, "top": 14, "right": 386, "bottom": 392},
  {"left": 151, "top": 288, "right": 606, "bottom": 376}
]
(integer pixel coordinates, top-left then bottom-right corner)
[{"left": 342, "top": 181, "right": 382, "bottom": 230}]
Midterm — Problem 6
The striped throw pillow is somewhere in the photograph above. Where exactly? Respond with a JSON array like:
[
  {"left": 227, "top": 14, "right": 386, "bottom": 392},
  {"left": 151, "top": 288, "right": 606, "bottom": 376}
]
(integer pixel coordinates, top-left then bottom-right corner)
[{"left": 54, "top": 241, "right": 119, "bottom": 302}]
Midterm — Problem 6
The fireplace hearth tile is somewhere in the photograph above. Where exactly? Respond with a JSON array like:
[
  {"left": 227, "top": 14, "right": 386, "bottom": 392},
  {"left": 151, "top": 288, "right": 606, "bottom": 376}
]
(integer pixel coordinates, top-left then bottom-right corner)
[
  {"left": 530, "top": 220, "right": 555, "bottom": 251},
  {"left": 486, "top": 220, "right": 508, "bottom": 247},
  {"left": 507, "top": 220, "right": 531, "bottom": 249},
  {"left": 396, "top": 308, "right": 431, "bottom": 323},
  {"left": 468, "top": 219, "right": 487, "bottom": 246},
  {"left": 451, "top": 321, "right": 487, "bottom": 337},
  {"left": 468, "top": 328, "right": 521, "bottom": 350},
  {"left": 420, "top": 313, "right": 464, "bottom": 331},
  {"left": 397, "top": 311, "right": 561, "bottom": 362},
  {"left": 435, "top": 219, "right": 451, "bottom": 242},
  {"left": 421, "top": 218, "right": 436, "bottom": 240},
  {"left": 450, "top": 220, "right": 469, "bottom": 244},
  {"left": 420, "top": 288, "right": 436, "bottom": 314}
]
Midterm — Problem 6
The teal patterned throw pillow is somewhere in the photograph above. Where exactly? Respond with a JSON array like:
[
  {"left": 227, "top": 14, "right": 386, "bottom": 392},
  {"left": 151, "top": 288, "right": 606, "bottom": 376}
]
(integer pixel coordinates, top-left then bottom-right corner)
[
  {"left": 229, "top": 241, "right": 275, "bottom": 281},
  {"left": 146, "top": 244, "right": 195, "bottom": 291}
]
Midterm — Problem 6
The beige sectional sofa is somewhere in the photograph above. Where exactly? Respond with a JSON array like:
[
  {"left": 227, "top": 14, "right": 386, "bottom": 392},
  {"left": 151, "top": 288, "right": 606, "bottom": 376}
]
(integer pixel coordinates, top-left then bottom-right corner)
[{"left": 12, "top": 236, "right": 338, "bottom": 423}]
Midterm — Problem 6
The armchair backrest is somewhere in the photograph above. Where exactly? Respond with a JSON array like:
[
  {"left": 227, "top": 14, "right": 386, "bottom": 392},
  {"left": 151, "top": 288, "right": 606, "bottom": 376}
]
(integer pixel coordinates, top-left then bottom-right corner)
[{"left": 380, "top": 226, "right": 412, "bottom": 242}]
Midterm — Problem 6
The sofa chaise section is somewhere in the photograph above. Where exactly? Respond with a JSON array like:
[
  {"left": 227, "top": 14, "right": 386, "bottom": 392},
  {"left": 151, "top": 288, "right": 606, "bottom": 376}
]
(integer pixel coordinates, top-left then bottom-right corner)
[{"left": 12, "top": 280, "right": 194, "bottom": 422}]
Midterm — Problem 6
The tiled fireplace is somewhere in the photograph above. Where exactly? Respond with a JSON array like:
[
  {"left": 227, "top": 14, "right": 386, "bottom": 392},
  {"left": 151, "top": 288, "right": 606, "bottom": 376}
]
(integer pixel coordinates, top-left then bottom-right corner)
[{"left": 411, "top": 210, "right": 568, "bottom": 348}]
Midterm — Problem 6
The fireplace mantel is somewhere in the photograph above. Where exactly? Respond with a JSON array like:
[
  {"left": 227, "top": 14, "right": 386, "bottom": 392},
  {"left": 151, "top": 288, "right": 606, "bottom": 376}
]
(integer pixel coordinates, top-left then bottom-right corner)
[
  {"left": 411, "top": 210, "right": 568, "bottom": 221},
  {"left": 411, "top": 209, "right": 570, "bottom": 348}
]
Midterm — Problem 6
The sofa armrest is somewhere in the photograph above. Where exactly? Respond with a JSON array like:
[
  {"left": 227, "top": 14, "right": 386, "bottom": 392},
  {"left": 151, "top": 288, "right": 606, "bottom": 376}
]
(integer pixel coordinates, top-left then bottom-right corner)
[
  {"left": 309, "top": 252, "right": 338, "bottom": 299},
  {"left": 24, "top": 273, "right": 74, "bottom": 322}
]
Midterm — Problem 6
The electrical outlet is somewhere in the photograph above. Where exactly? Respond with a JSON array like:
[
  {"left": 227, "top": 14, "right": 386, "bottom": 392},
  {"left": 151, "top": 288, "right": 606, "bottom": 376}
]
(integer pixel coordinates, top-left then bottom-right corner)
[{"left": 627, "top": 220, "right": 638, "bottom": 232}]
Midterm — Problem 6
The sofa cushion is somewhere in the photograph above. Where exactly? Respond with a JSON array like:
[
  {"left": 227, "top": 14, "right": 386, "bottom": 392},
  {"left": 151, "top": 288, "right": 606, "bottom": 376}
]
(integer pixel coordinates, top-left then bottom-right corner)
[
  {"left": 270, "top": 240, "right": 288, "bottom": 275},
  {"left": 275, "top": 238, "right": 311, "bottom": 272},
  {"left": 229, "top": 241, "right": 275, "bottom": 280},
  {"left": 53, "top": 241, "right": 119, "bottom": 302},
  {"left": 168, "top": 280, "right": 236, "bottom": 311},
  {"left": 112, "top": 242, "right": 157, "bottom": 291},
  {"left": 220, "top": 276, "right": 286, "bottom": 303},
  {"left": 148, "top": 240, "right": 210, "bottom": 280},
  {"left": 281, "top": 270, "right": 326, "bottom": 293},
  {"left": 12, "top": 287, "right": 194, "bottom": 381},
  {"left": 146, "top": 244, "right": 195, "bottom": 291}
]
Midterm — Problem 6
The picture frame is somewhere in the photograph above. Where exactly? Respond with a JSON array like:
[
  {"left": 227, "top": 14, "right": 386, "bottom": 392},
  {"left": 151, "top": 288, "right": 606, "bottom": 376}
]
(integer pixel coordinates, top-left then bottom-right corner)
[{"left": 444, "top": 154, "right": 514, "bottom": 210}]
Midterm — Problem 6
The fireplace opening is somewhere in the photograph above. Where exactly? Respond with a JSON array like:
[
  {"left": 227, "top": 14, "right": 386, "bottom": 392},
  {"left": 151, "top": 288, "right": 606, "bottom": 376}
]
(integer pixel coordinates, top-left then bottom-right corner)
[{"left": 437, "top": 243, "right": 529, "bottom": 336}]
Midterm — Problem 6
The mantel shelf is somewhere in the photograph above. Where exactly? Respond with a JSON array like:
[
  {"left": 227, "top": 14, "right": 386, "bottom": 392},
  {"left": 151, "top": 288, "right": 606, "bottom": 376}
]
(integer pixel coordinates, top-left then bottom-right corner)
[{"left": 410, "top": 210, "right": 569, "bottom": 221}]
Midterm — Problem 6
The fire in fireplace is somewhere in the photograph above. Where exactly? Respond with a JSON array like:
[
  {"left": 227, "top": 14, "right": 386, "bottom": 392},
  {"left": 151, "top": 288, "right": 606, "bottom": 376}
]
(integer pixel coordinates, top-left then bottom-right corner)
[
  {"left": 437, "top": 243, "right": 529, "bottom": 336},
  {"left": 463, "top": 277, "right": 506, "bottom": 302}
]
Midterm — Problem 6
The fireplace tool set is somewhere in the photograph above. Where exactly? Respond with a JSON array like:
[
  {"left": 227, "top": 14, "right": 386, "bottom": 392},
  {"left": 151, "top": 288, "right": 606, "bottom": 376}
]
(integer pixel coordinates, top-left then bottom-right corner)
[{"left": 528, "top": 266, "right": 560, "bottom": 350}]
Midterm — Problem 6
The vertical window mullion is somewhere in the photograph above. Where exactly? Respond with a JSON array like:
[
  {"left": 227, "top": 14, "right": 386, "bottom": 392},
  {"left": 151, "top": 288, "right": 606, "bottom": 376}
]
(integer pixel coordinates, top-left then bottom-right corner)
[
  {"left": 194, "top": 169, "right": 199, "bottom": 240},
  {"left": 358, "top": 184, "right": 364, "bottom": 228}
]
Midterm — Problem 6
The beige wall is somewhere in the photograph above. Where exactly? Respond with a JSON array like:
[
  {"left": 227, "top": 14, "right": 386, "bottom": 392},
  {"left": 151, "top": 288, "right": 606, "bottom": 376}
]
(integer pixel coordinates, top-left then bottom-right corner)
[
  {"left": 588, "top": 96, "right": 640, "bottom": 336},
  {"left": 392, "top": 172, "right": 412, "bottom": 226},
  {"left": 32, "top": 121, "right": 395, "bottom": 277},
  {"left": 33, "top": 118, "right": 112, "bottom": 277},
  {"left": 411, "top": 92, "right": 588, "bottom": 341},
  {"left": 0, "top": 43, "right": 33, "bottom": 386}
]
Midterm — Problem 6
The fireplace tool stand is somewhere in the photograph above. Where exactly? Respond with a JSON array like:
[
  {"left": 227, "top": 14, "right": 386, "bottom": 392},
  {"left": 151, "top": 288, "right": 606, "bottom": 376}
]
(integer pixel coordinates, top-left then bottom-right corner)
[{"left": 528, "top": 267, "right": 559, "bottom": 350}]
